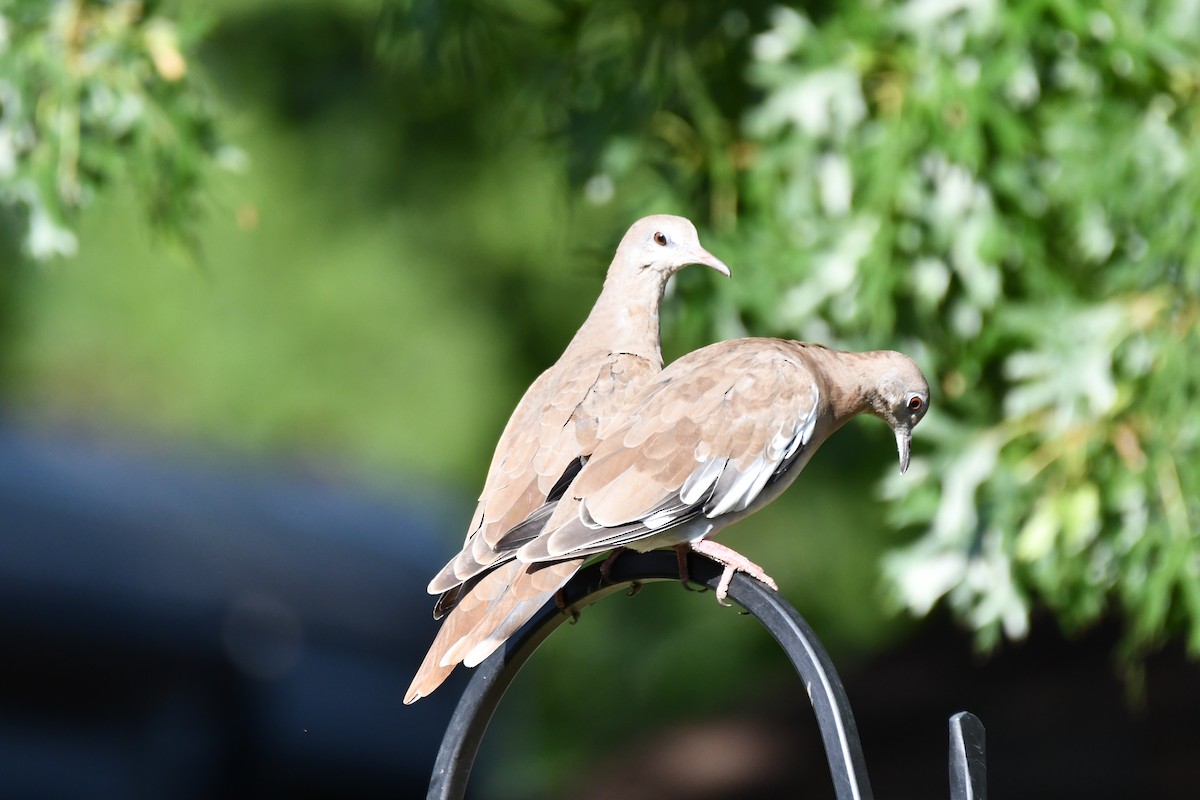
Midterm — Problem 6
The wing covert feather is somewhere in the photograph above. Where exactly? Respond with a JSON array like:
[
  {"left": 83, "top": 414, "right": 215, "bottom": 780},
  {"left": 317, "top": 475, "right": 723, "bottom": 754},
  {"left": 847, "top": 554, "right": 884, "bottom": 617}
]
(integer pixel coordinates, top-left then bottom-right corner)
[
  {"left": 519, "top": 341, "right": 823, "bottom": 561},
  {"left": 427, "top": 353, "right": 659, "bottom": 593}
]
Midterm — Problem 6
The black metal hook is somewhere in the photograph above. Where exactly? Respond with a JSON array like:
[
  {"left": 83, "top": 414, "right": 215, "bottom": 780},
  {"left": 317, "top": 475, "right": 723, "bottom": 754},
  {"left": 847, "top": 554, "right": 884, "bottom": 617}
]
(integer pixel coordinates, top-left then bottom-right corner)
[
  {"left": 949, "top": 710, "right": 987, "bottom": 800},
  {"left": 426, "top": 550, "right": 985, "bottom": 800}
]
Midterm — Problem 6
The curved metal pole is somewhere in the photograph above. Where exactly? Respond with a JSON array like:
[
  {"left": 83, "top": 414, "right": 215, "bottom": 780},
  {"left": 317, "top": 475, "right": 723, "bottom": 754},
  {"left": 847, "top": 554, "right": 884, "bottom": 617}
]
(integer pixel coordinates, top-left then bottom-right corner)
[{"left": 428, "top": 550, "right": 874, "bottom": 800}]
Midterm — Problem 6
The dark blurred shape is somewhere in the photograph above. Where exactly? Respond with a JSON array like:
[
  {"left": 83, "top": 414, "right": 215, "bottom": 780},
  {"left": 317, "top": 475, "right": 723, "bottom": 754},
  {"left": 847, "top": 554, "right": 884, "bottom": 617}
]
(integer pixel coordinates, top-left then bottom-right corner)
[
  {"left": 0, "top": 421, "right": 466, "bottom": 799},
  {"left": 570, "top": 617, "right": 1200, "bottom": 800}
]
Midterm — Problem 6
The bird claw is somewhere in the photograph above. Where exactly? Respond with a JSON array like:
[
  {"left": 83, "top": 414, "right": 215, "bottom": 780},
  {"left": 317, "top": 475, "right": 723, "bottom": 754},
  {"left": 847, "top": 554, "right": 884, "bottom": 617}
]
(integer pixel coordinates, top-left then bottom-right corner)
[
  {"left": 599, "top": 548, "right": 627, "bottom": 585},
  {"left": 688, "top": 539, "right": 779, "bottom": 609},
  {"left": 554, "top": 589, "right": 582, "bottom": 624},
  {"left": 625, "top": 581, "right": 643, "bottom": 598},
  {"left": 715, "top": 566, "right": 735, "bottom": 607},
  {"left": 674, "top": 544, "right": 698, "bottom": 592}
]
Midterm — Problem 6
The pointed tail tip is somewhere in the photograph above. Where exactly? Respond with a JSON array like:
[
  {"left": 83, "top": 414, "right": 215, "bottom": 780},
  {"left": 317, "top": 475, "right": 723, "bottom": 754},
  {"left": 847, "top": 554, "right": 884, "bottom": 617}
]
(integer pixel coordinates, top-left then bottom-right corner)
[{"left": 405, "top": 656, "right": 457, "bottom": 705}]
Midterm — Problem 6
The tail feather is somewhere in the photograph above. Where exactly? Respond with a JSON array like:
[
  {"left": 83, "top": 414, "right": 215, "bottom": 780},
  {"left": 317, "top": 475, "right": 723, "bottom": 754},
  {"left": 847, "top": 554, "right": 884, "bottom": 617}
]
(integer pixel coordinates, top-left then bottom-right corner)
[
  {"left": 455, "top": 559, "right": 584, "bottom": 668},
  {"left": 404, "top": 558, "right": 584, "bottom": 704}
]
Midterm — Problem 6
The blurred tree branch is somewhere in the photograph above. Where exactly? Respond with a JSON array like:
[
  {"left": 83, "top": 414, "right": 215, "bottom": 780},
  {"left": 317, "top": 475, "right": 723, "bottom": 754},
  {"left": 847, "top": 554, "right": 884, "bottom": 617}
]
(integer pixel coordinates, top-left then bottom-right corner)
[
  {"left": 8, "top": 0, "right": 1200, "bottom": 677},
  {"left": 0, "top": 0, "right": 230, "bottom": 259},
  {"left": 733, "top": 2, "right": 1200, "bottom": 675},
  {"left": 379, "top": 0, "right": 1200, "bottom": 673}
]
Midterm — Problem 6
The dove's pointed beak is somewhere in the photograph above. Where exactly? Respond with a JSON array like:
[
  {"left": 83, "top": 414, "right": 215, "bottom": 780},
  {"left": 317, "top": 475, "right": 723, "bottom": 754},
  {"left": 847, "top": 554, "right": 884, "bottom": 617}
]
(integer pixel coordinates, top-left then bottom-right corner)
[
  {"left": 896, "top": 427, "right": 912, "bottom": 474},
  {"left": 689, "top": 246, "right": 731, "bottom": 278}
]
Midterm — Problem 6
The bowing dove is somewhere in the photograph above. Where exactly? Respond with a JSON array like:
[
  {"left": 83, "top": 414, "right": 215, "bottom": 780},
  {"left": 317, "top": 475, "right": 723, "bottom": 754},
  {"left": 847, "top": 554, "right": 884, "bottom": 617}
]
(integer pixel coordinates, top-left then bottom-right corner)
[
  {"left": 409, "top": 337, "right": 929, "bottom": 692},
  {"left": 405, "top": 215, "right": 729, "bottom": 703}
]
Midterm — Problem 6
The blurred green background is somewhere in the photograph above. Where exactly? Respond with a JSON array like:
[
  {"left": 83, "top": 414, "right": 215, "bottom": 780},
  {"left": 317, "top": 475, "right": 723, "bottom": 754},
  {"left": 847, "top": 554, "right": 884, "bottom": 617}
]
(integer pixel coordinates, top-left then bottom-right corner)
[{"left": 4, "top": 0, "right": 1200, "bottom": 797}]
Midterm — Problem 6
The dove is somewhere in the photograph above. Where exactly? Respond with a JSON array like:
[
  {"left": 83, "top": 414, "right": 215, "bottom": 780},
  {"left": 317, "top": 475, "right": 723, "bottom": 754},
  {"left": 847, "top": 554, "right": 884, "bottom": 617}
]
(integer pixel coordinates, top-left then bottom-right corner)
[
  {"left": 405, "top": 215, "right": 730, "bottom": 703},
  {"left": 409, "top": 337, "right": 929, "bottom": 692}
]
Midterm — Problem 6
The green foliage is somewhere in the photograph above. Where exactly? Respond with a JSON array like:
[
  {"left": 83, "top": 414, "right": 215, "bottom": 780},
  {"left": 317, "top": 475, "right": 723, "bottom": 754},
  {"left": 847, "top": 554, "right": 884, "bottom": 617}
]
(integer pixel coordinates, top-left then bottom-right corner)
[
  {"left": 9, "top": 0, "right": 1200, "bottom": 792},
  {"left": 380, "top": 0, "right": 1200, "bottom": 664},
  {"left": 8, "top": 0, "right": 1200, "bottom": 711},
  {"left": 376, "top": 0, "right": 777, "bottom": 226},
  {"left": 730, "top": 2, "right": 1200, "bottom": 662},
  {"left": 0, "top": 0, "right": 226, "bottom": 258}
]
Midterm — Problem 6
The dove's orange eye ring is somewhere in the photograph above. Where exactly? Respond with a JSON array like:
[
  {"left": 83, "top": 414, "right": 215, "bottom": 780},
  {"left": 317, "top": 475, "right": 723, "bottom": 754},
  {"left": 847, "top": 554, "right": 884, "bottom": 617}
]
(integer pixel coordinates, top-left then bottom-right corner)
[
  {"left": 907, "top": 396, "right": 923, "bottom": 412},
  {"left": 653, "top": 232, "right": 668, "bottom": 246}
]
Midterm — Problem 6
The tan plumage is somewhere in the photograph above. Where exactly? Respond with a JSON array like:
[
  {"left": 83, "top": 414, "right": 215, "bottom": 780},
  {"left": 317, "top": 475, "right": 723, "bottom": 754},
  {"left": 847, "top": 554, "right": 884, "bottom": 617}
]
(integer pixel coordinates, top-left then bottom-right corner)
[
  {"left": 406, "top": 337, "right": 930, "bottom": 701},
  {"left": 429, "top": 353, "right": 659, "bottom": 606},
  {"left": 517, "top": 340, "right": 929, "bottom": 563},
  {"left": 405, "top": 215, "right": 729, "bottom": 704}
]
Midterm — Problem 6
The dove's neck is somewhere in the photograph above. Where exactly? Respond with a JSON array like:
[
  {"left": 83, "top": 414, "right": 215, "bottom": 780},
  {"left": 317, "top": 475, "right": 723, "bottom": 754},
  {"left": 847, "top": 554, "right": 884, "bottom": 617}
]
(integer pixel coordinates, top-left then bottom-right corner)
[
  {"left": 568, "top": 271, "right": 667, "bottom": 363},
  {"left": 789, "top": 343, "right": 879, "bottom": 425}
]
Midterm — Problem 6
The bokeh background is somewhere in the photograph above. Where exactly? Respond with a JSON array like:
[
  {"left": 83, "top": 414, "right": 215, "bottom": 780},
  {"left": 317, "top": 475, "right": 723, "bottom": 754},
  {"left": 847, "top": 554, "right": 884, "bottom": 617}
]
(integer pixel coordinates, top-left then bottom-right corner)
[{"left": 3, "top": 1, "right": 1199, "bottom": 797}]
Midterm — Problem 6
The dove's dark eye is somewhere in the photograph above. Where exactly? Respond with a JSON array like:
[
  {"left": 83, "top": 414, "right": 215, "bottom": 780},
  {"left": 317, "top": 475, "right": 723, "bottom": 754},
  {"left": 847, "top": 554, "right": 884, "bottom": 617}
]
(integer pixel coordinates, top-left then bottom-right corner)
[
  {"left": 907, "top": 396, "right": 923, "bottom": 412},
  {"left": 653, "top": 232, "right": 668, "bottom": 246}
]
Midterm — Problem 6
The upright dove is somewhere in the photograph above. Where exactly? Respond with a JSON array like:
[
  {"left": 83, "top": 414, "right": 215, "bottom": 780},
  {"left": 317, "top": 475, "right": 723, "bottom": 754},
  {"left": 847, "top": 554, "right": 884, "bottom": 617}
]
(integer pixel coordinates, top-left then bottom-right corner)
[
  {"left": 405, "top": 215, "right": 730, "bottom": 703},
  {"left": 417, "top": 338, "right": 930, "bottom": 680}
]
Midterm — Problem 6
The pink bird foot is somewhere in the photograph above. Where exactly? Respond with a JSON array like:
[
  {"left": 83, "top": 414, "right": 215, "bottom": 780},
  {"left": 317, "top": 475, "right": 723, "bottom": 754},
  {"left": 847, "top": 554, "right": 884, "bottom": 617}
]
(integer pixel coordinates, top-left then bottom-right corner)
[{"left": 688, "top": 539, "right": 779, "bottom": 607}]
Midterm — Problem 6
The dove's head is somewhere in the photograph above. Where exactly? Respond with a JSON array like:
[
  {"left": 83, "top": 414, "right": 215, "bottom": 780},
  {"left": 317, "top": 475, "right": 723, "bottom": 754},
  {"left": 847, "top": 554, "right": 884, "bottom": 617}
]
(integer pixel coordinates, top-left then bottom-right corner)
[
  {"left": 613, "top": 215, "right": 730, "bottom": 280},
  {"left": 866, "top": 351, "right": 930, "bottom": 474}
]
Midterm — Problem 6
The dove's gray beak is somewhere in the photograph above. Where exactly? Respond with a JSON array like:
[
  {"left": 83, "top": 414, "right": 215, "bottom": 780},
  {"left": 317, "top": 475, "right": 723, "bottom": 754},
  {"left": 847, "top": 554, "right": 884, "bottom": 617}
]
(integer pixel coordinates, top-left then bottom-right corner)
[
  {"left": 896, "top": 427, "right": 912, "bottom": 474},
  {"left": 689, "top": 246, "right": 731, "bottom": 278}
]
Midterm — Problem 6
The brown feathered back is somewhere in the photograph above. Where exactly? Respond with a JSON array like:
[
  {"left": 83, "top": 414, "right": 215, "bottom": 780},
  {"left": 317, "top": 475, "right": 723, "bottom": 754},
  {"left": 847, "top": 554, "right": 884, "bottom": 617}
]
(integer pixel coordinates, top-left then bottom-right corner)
[
  {"left": 406, "top": 216, "right": 729, "bottom": 703},
  {"left": 408, "top": 338, "right": 929, "bottom": 704}
]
